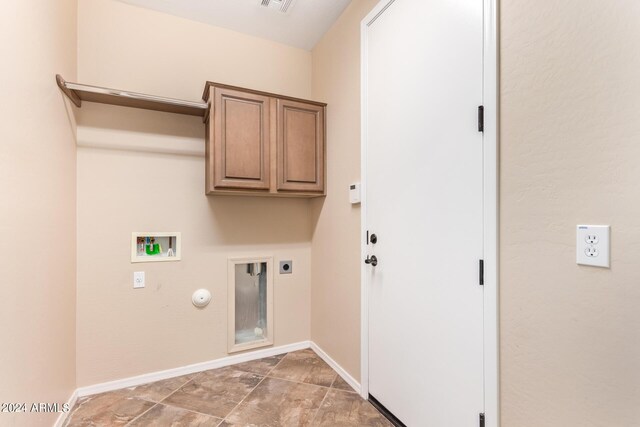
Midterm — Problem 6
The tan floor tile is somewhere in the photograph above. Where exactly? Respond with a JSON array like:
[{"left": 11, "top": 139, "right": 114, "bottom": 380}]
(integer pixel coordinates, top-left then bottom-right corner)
[
  {"left": 63, "top": 352, "right": 376, "bottom": 427},
  {"left": 232, "top": 354, "right": 286, "bottom": 376},
  {"left": 162, "top": 367, "right": 263, "bottom": 418},
  {"left": 128, "top": 403, "right": 222, "bottom": 426},
  {"left": 311, "top": 390, "right": 393, "bottom": 427},
  {"left": 222, "top": 377, "right": 328, "bottom": 427},
  {"left": 269, "top": 349, "right": 337, "bottom": 387},
  {"left": 64, "top": 392, "right": 154, "bottom": 426},
  {"left": 122, "top": 373, "right": 200, "bottom": 402},
  {"left": 331, "top": 375, "right": 356, "bottom": 393}
]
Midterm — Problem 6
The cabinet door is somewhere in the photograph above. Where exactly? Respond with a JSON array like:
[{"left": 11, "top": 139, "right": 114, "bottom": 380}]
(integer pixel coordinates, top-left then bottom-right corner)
[
  {"left": 277, "top": 99, "right": 325, "bottom": 193},
  {"left": 208, "top": 87, "right": 271, "bottom": 191}
]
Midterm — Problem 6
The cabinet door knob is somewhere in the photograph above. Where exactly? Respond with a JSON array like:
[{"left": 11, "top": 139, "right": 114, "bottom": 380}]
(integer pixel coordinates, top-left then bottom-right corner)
[{"left": 364, "top": 255, "right": 378, "bottom": 267}]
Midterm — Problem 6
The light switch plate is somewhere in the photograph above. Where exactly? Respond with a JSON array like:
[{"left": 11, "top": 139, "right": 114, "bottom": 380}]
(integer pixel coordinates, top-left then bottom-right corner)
[
  {"left": 576, "top": 225, "right": 610, "bottom": 268},
  {"left": 133, "top": 271, "right": 145, "bottom": 288}
]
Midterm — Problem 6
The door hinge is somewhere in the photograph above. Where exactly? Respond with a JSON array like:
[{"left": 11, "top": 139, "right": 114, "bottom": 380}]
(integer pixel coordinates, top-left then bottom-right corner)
[
  {"left": 479, "top": 413, "right": 485, "bottom": 427},
  {"left": 478, "top": 105, "right": 484, "bottom": 132},
  {"left": 479, "top": 259, "right": 484, "bottom": 286}
]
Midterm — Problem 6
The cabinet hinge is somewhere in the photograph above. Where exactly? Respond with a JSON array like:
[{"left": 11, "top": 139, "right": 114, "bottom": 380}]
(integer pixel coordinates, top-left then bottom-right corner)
[
  {"left": 479, "top": 413, "right": 485, "bottom": 427},
  {"left": 479, "top": 259, "right": 484, "bottom": 286},
  {"left": 478, "top": 105, "right": 484, "bottom": 132}
]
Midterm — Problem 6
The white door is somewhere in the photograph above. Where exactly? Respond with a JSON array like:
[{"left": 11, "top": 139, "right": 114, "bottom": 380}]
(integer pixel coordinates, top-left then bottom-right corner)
[{"left": 364, "top": 0, "right": 485, "bottom": 425}]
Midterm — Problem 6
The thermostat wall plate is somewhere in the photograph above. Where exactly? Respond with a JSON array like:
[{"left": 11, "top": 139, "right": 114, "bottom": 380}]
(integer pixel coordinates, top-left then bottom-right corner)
[{"left": 349, "top": 183, "right": 361, "bottom": 204}]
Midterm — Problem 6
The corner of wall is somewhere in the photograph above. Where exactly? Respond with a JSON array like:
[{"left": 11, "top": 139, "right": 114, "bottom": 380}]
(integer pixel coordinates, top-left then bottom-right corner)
[
  {"left": 309, "top": 0, "right": 379, "bottom": 383},
  {"left": 0, "top": 0, "right": 79, "bottom": 424}
]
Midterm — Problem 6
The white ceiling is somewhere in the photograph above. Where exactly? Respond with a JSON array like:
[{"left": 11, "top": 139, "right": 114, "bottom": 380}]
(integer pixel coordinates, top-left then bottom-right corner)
[{"left": 117, "top": 0, "right": 352, "bottom": 50}]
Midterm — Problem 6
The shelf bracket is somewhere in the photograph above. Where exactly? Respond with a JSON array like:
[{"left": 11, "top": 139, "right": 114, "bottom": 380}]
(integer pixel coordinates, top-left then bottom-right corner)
[{"left": 56, "top": 74, "right": 82, "bottom": 108}]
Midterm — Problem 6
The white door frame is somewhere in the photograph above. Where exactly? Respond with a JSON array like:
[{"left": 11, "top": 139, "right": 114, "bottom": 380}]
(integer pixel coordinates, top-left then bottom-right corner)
[{"left": 359, "top": 1, "right": 499, "bottom": 426}]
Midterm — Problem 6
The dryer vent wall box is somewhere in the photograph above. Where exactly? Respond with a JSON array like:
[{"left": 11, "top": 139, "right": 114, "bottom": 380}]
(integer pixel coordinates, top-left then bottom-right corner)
[{"left": 349, "top": 183, "right": 361, "bottom": 204}]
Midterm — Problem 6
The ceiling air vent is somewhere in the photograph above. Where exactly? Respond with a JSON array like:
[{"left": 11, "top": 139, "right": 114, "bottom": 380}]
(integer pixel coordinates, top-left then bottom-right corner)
[
  {"left": 260, "top": 0, "right": 295, "bottom": 13},
  {"left": 279, "top": 0, "right": 294, "bottom": 13}
]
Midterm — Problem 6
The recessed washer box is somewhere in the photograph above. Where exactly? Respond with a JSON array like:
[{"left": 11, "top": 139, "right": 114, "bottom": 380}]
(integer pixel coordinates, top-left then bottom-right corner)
[{"left": 131, "top": 232, "right": 181, "bottom": 263}]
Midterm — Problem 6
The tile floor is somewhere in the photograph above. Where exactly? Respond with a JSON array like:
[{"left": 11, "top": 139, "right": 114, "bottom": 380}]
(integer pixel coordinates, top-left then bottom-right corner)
[{"left": 64, "top": 349, "right": 393, "bottom": 426}]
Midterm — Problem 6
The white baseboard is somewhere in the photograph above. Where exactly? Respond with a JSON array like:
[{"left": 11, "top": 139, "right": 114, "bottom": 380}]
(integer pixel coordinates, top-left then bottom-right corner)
[
  {"left": 53, "top": 389, "right": 78, "bottom": 427},
  {"left": 310, "top": 342, "right": 361, "bottom": 394},
  {"left": 76, "top": 341, "right": 310, "bottom": 398},
  {"left": 70, "top": 340, "right": 360, "bottom": 409}
]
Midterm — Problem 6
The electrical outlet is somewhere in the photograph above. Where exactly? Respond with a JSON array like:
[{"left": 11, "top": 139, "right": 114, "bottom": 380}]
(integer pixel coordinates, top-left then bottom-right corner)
[
  {"left": 585, "top": 234, "right": 599, "bottom": 244},
  {"left": 576, "top": 225, "right": 610, "bottom": 268},
  {"left": 584, "top": 246, "right": 599, "bottom": 257},
  {"left": 133, "top": 271, "right": 145, "bottom": 288}
]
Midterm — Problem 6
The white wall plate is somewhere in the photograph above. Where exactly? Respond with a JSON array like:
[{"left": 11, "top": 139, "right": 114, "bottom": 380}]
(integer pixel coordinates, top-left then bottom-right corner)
[{"left": 576, "top": 225, "right": 610, "bottom": 268}]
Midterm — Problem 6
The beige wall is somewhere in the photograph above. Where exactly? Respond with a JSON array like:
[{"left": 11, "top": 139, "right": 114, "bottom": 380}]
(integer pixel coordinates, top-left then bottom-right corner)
[
  {"left": 0, "top": 1, "right": 78, "bottom": 426},
  {"left": 76, "top": 0, "right": 313, "bottom": 386},
  {"left": 310, "top": 0, "right": 378, "bottom": 383},
  {"left": 4, "top": 1, "right": 634, "bottom": 424},
  {"left": 500, "top": 1, "right": 640, "bottom": 425},
  {"left": 312, "top": 1, "right": 640, "bottom": 425}
]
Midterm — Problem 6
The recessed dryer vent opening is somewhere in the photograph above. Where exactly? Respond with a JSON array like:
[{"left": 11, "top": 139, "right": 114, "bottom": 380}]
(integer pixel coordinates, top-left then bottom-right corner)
[{"left": 228, "top": 257, "right": 274, "bottom": 353}]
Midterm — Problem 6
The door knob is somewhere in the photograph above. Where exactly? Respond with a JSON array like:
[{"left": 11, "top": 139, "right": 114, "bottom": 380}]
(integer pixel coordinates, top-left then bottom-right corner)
[
  {"left": 365, "top": 255, "right": 378, "bottom": 267},
  {"left": 370, "top": 233, "right": 378, "bottom": 244}
]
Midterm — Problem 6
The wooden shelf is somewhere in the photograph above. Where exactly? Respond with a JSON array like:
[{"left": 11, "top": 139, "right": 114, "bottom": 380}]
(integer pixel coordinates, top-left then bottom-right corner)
[{"left": 56, "top": 74, "right": 209, "bottom": 118}]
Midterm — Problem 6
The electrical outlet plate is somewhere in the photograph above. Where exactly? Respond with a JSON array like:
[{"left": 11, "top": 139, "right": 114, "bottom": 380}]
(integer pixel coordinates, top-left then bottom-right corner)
[{"left": 576, "top": 225, "right": 610, "bottom": 268}]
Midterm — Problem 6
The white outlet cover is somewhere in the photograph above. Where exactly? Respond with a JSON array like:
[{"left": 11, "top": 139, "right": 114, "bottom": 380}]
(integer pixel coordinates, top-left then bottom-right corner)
[
  {"left": 576, "top": 225, "right": 610, "bottom": 268},
  {"left": 133, "top": 271, "right": 145, "bottom": 288}
]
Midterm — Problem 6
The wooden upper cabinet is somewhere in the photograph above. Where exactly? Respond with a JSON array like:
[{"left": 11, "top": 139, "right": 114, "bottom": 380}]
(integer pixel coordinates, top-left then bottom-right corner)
[
  {"left": 207, "top": 87, "right": 270, "bottom": 191},
  {"left": 277, "top": 99, "right": 325, "bottom": 193},
  {"left": 204, "top": 82, "right": 326, "bottom": 198}
]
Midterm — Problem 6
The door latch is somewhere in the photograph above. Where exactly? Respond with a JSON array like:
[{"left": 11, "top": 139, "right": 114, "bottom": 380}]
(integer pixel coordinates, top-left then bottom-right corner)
[{"left": 365, "top": 255, "right": 378, "bottom": 267}]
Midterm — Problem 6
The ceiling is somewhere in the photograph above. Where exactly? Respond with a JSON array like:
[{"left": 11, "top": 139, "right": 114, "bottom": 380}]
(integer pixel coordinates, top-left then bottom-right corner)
[{"left": 117, "top": 0, "right": 352, "bottom": 50}]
